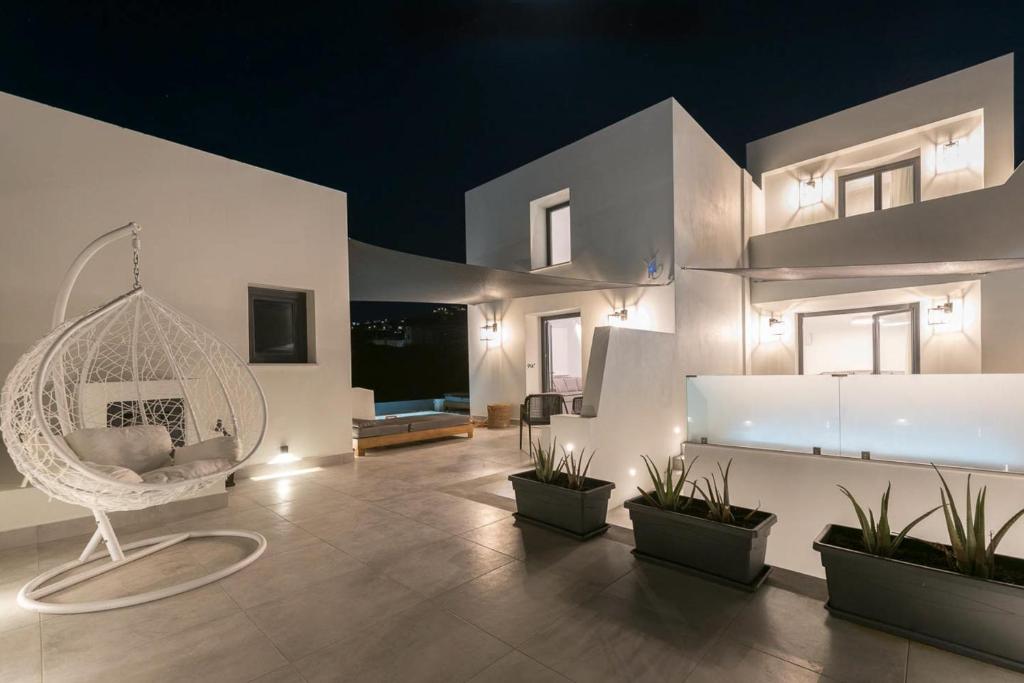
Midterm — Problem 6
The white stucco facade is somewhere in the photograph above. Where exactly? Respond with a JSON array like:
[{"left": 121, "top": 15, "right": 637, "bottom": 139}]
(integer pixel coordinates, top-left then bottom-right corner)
[{"left": 464, "top": 54, "right": 1023, "bottom": 513}]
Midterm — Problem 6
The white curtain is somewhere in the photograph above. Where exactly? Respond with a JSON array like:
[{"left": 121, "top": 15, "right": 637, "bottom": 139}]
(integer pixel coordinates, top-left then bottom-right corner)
[{"left": 883, "top": 166, "right": 915, "bottom": 209}]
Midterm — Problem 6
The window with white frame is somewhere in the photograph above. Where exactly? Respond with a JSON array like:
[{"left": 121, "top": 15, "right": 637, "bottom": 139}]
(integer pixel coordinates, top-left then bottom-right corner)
[
  {"left": 545, "top": 202, "right": 571, "bottom": 266},
  {"left": 838, "top": 157, "right": 920, "bottom": 218}
]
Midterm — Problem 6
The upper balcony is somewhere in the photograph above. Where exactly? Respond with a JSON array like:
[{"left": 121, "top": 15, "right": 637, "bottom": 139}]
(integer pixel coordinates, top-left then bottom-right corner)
[{"left": 745, "top": 54, "right": 1014, "bottom": 260}]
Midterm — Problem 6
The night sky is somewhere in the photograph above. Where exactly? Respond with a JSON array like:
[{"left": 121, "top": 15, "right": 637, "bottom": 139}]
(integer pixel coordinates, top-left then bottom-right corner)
[{"left": 2, "top": 2, "right": 1022, "bottom": 321}]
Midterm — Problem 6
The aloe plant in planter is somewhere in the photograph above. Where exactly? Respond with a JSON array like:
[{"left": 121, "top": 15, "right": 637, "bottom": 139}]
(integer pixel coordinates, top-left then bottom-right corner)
[
  {"left": 815, "top": 466, "right": 1024, "bottom": 672},
  {"left": 509, "top": 439, "right": 614, "bottom": 540},
  {"left": 625, "top": 455, "right": 777, "bottom": 590}
]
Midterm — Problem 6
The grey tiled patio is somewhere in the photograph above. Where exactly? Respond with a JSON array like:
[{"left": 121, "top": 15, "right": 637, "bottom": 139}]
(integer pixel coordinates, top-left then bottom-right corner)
[{"left": 1, "top": 426, "right": 1022, "bottom": 682}]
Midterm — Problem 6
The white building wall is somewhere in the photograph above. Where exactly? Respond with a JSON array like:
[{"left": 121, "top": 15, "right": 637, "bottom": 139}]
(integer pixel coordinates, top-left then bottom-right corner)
[
  {"left": 749, "top": 281, "right": 983, "bottom": 375},
  {"left": 672, "top": 102, "right": 746, "bottom": 376},
  {"left": 549, "top": 327, "right": 685, "bottom": 507},
  {"left": 465, "top": 100, "right": 675, "bottom": 286},
  {"left": 0, "top": 92, "right": 352, "bottom": 511},
  {"left": 467, "top": 284, "right": 675, "bottom": 418},
  {"left": 747, "top": 54, "right": 1014, "bottom": 190}
]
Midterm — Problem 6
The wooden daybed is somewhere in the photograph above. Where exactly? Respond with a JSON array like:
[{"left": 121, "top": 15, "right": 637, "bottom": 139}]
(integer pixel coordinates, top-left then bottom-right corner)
[{"left": 352, "top": 412, "right": 473, "bottom": 458}]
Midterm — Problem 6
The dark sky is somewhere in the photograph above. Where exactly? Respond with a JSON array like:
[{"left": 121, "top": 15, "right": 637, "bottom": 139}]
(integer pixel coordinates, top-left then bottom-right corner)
[{"left": 2, "top": 2, "right": 1022, "bottom": 321}]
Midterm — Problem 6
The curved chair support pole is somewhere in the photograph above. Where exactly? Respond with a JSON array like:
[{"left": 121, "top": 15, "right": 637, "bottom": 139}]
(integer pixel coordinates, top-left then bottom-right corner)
[
  {"left": 17, "top": 528, "right": 267, "bottom": 614},
  {"left": 52, "top": 222, "right": 139, "bottom": 328}
]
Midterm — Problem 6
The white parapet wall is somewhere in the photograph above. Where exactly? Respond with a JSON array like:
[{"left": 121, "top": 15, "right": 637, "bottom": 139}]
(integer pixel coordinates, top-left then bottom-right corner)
[
  {"left": 685, "top": 443, "right": 1024, "bottom": 578},
  {"left": 549, "top": 326, "right": 685, "bottom": 507}
]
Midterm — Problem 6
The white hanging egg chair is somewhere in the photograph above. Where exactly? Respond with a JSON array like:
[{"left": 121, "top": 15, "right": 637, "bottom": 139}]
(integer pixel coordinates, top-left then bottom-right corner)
[{"left": 0, "top": 223, "right": 268, "bottom": 613}]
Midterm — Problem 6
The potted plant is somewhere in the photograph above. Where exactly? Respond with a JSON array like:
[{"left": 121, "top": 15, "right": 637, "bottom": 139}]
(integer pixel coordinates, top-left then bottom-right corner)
[
  {"left": 815, "top": 466, "right": 1024, "bottom": 671},
  {"left": 509, "top": 439, "right": 615, "bottom": 540},
  {"left": 624, "top": 455, "right": 777, "bottom": 590}
]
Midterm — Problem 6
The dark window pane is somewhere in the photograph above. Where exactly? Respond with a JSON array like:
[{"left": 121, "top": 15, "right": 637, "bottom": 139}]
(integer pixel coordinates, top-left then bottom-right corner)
[{"left": 248, "top": 288, "right": 309, "bottom": 363}]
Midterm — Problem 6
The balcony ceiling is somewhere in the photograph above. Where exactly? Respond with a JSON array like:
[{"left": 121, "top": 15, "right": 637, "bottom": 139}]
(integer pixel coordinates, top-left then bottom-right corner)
[
  {"left": 349, "top": 239, "right": 642, "bottom": 304},
  {"left": 686, "top": 258, "right": 1024, "bottom": 281}
]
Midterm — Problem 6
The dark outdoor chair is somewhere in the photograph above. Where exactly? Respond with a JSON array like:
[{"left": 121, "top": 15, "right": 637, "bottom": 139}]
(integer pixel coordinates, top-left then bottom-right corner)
[
  {"left": 571, "top": 395, "right": 583, "bottom": 415},
  {"left": 520, "top": 393, "right": 567, "bottom": 453}
]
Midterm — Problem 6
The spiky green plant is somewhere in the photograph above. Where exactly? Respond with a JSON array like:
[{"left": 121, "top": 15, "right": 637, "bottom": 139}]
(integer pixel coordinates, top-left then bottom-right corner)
[
  {"left": 837, "top": 483, "right": 939, "bottom": 557},
  {"left": 933, "top": 464, "right": 1024, "bottom": 578},
  {"left": 562, "top": 445, "right": 594, "bottom": 491},
  {"left": 693, "top": 459, "right": 758, "bottom": 525},
  {"left": 531, "top": 439, "right": 563, "bottom": 484},
  {"left": 637, "top": 454, "right": 697, "bottom": 511}
]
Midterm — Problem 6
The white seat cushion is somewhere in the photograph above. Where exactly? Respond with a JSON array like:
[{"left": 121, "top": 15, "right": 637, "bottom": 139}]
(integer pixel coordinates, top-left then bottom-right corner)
[
  {"left": 140, "top": 458, "right": 234, "bottom": 484},
  {"left": 82, "top": 462, "right": 144, "bottom": 484},
  {"left": 65, "top": 426, "right": 173, "bottom": 474},
  {"left": 173, "top": 436, "right": 242, "bottom": 464}
]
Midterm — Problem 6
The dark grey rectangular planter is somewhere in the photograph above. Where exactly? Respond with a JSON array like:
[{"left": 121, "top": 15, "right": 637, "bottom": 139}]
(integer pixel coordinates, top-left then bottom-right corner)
[
  {"left": 815, "top": 524, "right": 1024, "bottom": 672},
  {"left": 509, "top": 470, "right": 614, "bottom": 540},
  {"left": 624, "top": 495, "right": 776, "bottom": 589}
]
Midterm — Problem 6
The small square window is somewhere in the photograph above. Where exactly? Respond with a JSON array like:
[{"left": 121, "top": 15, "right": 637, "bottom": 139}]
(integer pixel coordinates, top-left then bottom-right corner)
[
  {"left": 546, "top": 202, "right": 571, "bottom": 266},
  {"left": 248, "top": 287, "right": 311, "bottom": 363}
]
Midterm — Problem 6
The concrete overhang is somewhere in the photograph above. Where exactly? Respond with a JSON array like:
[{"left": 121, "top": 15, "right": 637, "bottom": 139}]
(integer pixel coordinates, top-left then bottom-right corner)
[{"left": 349, "top": 239, "right": 648, "bottom": 305}]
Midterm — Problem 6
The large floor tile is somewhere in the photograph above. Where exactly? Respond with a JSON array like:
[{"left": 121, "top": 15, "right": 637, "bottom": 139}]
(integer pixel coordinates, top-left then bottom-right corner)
[
  {"left": 293, "top": 500, "right": 404, "bottom": 542},
  {"left": 906, "top": 642, "right": 1024, "bottom": 682},
  {"left": 467, "top": 650, "right": 571, "bottom": 682},
  {"left": 265, "top": 492, "right": 363, "bottom": 524},
  {"left": 0, "top": 545, "right": 39, "bottom": 634},
  {"left": 724, "top": 585, "right": 908, "bottom": 683},
  {"left": 378, "top": 536, "right": 514, "bottom": 597},
  {"left": 519, "top": 568, "right": 748, "bottom": 683},
  {"left": 245, "top": 566, "right": 424, "bottom": 661},
  {"left": 249, "top": 664, "right": 306, "bottom": 682},
  {"left": 438, "top": 561, "right": 604, "bottom": 647},
  {"left": 459, "top": 515, "right": 581, "bottom": 559},
  {"left": 174, "top": 507, "right": 322, "bottom": 564},
  {"left": 43, "top": 611, "right": 285, "bottom": 682},
  {"left": 218, "top": 541, "right": 365, "bottom": 608},
  {"left": 381, "top": 491, "right": 511, "bottom": 534},
  {"left": 319, "top": 513, "right": 452, "bottom": 565},
  {"left": 41, "top": 541, "right": 215, "bottom": 607},
  {"left": 0, "top": 624, "right": 41, "bottom": 682},
  {"left": 685, "top": 636, "right": 825, "bottom": 682},
  {"left": 326, "top": 474, "right": 424, "bottom": 501},
  {"left": 295, "top": 601, "right": 510, "bottom": 683},
  {"left": 39, "top": 584, "right": 237, "bottom": 661},
  {"left": 238, "top": 479, "right": 344, "bottom": 507}
]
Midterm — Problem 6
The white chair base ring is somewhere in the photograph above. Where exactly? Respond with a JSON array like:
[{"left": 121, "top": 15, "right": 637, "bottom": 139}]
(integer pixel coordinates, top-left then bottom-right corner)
[{"left": 18, "top": 525, "right": 267, "bottom": 615}]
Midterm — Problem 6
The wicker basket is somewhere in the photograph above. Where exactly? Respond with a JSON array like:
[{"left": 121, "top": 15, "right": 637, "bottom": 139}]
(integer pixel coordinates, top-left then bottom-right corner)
[{"left": 486, "top": 403, "right": 513, "bottom": 429}]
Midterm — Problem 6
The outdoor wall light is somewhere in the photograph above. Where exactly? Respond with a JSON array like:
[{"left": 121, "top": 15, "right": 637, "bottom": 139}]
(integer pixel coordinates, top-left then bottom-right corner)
[
  {"left": 798, "top": 176, "right": 824, "bottom": 207},
  {"left": 928, "top": 297, "right": 954, "bottom": 326},
  {"left": 607, "top": 308, "right": 628, "bottom": 324},
  {"left": 480, "top": 321, "right": 499, "bottom": 342},
  {"left": 936, "top": 138, "right": 967, "bottom": 174},
  {"left": 268, "top": 444, "right": 300, "bottom": 465}
]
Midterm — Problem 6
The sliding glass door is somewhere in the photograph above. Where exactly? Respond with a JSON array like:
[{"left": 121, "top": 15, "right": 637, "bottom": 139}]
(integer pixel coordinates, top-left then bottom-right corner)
[
  {"left": 541, "top": 313, "right": 583, "bottom": 400},
  {"left": 798, "top": 304, "right": 919, "bottom": 375}
]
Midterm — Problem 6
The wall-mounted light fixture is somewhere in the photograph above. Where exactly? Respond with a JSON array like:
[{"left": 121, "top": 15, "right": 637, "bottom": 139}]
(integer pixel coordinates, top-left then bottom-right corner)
[
  {"left": 268, "top": 444, "right": 301, "bottom": 465},
  {"left": 936, "top": 138, "right": 967, "bottom": 174},
  {"left": 480, "top": 321, "right": 499, "bottom": 342},
  {"left": 928, "top": 297, "right": 954, "bottom": 326},
  {"left": 607, "top": 308, "right": 629, "bottom": 325},
  {"left": 798, "top": 176, "right": 824, "bottom": 207}
]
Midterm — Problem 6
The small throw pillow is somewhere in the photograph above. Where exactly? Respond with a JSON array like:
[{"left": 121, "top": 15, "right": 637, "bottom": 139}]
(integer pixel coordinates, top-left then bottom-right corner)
[
  {"left": 173, "top": 435, "right": 242, "bottom": 464},
  {"left": 65, "top": 426, "right": 174, "bottom": 474},
  {"left": 141, "top": 458, "right": 234, "bottom": 484},
  {"left": 82, "top": 462, "right": 144, "bottom": 484}
]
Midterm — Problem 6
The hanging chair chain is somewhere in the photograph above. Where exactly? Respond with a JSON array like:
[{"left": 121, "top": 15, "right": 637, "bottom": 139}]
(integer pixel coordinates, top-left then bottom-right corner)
[{"left": 131, "top": 232, "right": 141, "bottom": 290}]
